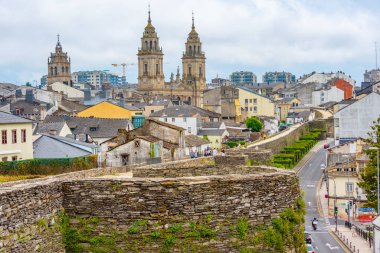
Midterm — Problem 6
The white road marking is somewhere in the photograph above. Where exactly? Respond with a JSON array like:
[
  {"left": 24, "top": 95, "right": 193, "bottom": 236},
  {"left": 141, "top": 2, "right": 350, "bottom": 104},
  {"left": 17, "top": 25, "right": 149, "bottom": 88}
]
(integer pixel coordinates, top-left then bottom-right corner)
[
  {"left": 326, "top": 243, "right": 339, "bottom": 250},
  {"left": 307, "top": 184, "right": 315, "bottom": 187}
]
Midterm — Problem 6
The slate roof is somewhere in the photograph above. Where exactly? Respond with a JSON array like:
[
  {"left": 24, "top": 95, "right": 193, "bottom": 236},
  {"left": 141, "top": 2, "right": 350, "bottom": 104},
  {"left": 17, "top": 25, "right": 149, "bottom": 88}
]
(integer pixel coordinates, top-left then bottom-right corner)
[
  {"left": 237, "top": 86, "right": 274, "bottom": 101},
  {"left": 10, "top": 99, "right": 51, "bottom": 115},
  {"left": 0, "top": 111, "right": 32, "bottom": 124},
  {"left": 287, "top": 111, "right": 311, "bottom": 119},
  {"left": 33, "top": 135, "right": 93, "bottom": 158},
  {"left": 34, "top": 121, "right": 67, "bottom": 135},
  {"left": 275, "top": 97, "right": 299, "bottom": 104},
  {"left": 198, "top": 129, "right": 227, "bottom": 136},
  {"left": 185, "top": 135, "right": 210, "bottom": 147},
  {"left": 150, "top": 105, "right": 220, "bottom": 118},
  {"left": 146, "top": 118, "right": 185, "bottom": 131},
  {"left": 201, "top": 121, "right": 223, "bottom": 129},
  {"left": 60, "top": 99, "right": 88, "bottom": 112},
  {"left": 44, "top": 115, "right": 131, "bottom": 138}
]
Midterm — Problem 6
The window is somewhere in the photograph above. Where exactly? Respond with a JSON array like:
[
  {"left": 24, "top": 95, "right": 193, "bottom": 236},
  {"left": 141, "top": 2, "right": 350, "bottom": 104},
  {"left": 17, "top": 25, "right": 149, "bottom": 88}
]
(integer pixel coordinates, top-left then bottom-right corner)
[
  {"left": 144, "top": 63, "right": 148, "bottom": 74},
  {"left": 2, "top": 130, "right": 7, "bottom": 144},
  {"left": 346, "top": 182, "right": 354, "bottom": 193},
  {"left": 334, "top": 118, "right": 339, "bottom": 127},
  {"left": 89, "top": 127, "right": 97, "bottom": 131},
  {"left": 245, "top": 99, "right": 248, "bottom": 104},
  {"left": 245, "top": 107, "right": 248, "bottom": 111},
  {"left": 164, "top": 118, "right": 167, "bottom": 122},
  {"left": 249, "top": 99, "right": 252, "bottom": 103},
  {"left": 156, "top": 64, "right": 159, "bottom": 74},
  {"left": 254, "top": 106, "right": 257, "bottom": 112},
  {"left": 253, "top": 98, "right": 257, "bottom": 104},
  {"left": 2, "top": 157, "right": 8, "bottom": 162},
  {"left": 12, "top": 130, "right": 17, "bottom": 143},
  {"left": 21, "top": 129, "right": 26, "bottom": 143},
  {"left": 12, "top": 156, "right": 17, "bottom": 161},
  {"left": 183, "top": 117, "right": 187, "bottom": 122},
  {"left": 188, "top": 127, "right": 191, "bottom": 133},
  {"left": 151, "top": 110, "right": 154, "bottom": 113},
  {"left": 172, "top": 118, "right": 175, "bottom": 122}
]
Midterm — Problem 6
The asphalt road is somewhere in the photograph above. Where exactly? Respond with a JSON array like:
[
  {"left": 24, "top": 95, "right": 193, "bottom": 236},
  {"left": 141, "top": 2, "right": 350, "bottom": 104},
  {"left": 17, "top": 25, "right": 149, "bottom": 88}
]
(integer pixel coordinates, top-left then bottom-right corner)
[{"left": 298, "top": 144, "right": 348, "bottom": 253}]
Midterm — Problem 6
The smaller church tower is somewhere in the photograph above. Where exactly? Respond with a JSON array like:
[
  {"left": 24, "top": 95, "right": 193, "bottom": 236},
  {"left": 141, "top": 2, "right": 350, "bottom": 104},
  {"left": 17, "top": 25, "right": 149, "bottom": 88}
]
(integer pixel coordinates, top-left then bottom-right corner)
[
  {"left": 182, "top": 13, "right": 206, "bottom": 107},
  {"left": 137, "top": 8, "right": 165, "bottom": 93},
  {"left": 47, "top": 35, "right": 72, "bottom": 87}
]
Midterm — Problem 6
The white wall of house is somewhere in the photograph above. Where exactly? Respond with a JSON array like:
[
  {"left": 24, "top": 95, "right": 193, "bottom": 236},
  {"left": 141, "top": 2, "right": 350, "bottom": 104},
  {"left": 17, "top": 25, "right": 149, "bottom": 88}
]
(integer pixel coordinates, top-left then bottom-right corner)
[
  {"left": 152, "top": 116, "right": 198, "bottom": 135},
  {"left": 334, "top": 92, "right": 380, "bottom": 145},
  {"left": 312, "top": 86, "right": 344, "bottom": 107}
]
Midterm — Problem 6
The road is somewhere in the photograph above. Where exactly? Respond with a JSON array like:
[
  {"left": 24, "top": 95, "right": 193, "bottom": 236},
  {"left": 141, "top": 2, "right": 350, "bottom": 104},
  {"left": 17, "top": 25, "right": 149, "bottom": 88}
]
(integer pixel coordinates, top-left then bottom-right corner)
[{"left": 298, "top": 143, "right": 348, "bottom": 253}]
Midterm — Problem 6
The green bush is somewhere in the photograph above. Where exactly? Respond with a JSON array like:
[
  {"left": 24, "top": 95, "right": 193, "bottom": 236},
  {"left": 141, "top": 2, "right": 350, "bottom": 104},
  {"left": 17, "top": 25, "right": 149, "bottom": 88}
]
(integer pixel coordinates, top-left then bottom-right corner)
[{"left": 0, "top": 155, "right": 97, "bottom": 176}]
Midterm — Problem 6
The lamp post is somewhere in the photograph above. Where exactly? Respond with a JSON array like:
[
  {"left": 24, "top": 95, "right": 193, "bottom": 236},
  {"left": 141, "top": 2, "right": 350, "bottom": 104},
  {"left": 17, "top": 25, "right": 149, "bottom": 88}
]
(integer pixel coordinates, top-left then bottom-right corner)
[
  {"left": 369, "top": 147, "right": 380, "bottom": 215},
  {"left": 331, "top": 176, "right": 338, "bottom": 232},
  {"left": 343, "top": 154, "right": 351, "bottom": 223}
]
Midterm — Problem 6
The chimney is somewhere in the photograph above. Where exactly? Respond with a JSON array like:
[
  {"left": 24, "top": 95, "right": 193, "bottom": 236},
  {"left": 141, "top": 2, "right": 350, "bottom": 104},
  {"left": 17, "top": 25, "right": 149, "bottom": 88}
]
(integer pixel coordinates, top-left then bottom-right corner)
[{"left": 25, "top": 89, "right": 34, "bottom": 103}]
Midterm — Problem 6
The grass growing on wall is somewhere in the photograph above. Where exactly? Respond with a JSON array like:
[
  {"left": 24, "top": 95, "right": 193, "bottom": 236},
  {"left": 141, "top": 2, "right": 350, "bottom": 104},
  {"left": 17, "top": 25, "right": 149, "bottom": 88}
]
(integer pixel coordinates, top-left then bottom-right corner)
[{"left": 57, "top": 197, "right": 306, "bottom": 253}]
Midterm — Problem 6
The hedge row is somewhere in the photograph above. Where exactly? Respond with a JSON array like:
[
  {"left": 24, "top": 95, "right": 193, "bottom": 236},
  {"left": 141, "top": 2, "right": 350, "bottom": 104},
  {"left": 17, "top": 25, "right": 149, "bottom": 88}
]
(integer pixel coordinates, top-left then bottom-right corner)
[
  {"left": 0, "top": 155, "right": 98, "bottom": 176},
  {"left": 273, "top": 130, "right": 323, "bottom": 169}
]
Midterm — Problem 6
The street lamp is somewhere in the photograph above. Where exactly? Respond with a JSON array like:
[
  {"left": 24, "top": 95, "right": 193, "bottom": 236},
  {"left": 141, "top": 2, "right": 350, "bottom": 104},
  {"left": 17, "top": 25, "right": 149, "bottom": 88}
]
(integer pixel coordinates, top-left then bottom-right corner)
[
  {"left": 369, "top": 146, "right": 380, "bottom": 215},
  {"left": 331, "top": 176, "right": 338, "bottom": 232},
  {"left": 343, "top": 154, "right": 351, "bottom": 223}
]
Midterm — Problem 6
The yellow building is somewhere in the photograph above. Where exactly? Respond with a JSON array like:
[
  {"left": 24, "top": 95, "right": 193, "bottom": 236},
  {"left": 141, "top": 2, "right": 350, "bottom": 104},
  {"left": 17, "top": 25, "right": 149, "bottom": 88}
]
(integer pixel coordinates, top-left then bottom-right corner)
[
  {"left": 198, "top": 129, "right": 229, "bottom": 149},
  {"left": 275, "top": 97, "right": 302, "bottom": 122},
  {"left": 77, "top": 101, "right": 143, "bottom": 119},
  {"left": 0, "top": 112, "right": 33, "bottom": 161},
  {"left": 237, "top": 87, "right": 275, "bottom": 121}
]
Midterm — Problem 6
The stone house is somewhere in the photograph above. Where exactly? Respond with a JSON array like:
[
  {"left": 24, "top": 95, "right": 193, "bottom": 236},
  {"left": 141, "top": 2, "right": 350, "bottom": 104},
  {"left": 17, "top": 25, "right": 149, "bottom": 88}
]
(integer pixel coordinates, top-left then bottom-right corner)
[
  {"left": 33, "top": 121, "right": 72, "bottom": 137},
  {"left": 101, "top": 118, "right": 186, "bottom": 166},
  {"left": 184, "top": 135, "right": 211, "bottom": 156}
]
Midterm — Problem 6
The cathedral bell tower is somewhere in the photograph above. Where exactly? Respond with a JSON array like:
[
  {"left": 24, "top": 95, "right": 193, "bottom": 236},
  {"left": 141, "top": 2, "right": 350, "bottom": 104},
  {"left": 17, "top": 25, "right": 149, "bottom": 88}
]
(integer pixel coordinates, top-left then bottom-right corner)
[
  {"left": 47, "top": 34, "right": 72, "bottom": 87},
  {"left": 182, "top": 13, "right": 206, "bottom": 107},
  {"left": 137, "top": 8, "right": 165, "bottom": 93}
]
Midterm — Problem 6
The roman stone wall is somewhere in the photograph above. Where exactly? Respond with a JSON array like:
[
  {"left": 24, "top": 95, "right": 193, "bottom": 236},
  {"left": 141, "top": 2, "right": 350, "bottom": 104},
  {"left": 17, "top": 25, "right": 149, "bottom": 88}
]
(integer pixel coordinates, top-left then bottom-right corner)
[
  {"left": 0, "top": 181, "right": 64, "bottom": 252},
  {"left": 62, "top": 172, "right": 299, "bottom": 227},
  {"left": 225, "top": 149, "right": 272, "bottom": 165},
  {"left": 255, "top": 123, "right": 309, "bottom": 154}
]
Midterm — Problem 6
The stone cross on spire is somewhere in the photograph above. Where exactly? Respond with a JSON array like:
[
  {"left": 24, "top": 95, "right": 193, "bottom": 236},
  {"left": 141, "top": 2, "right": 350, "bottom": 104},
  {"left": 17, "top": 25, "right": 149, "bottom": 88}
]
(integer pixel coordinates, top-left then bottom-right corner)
[
  {"left": 57, "top": 33, "right": 60, "bottom": 42},
  {"left": 148, "top": 3, "right": 151, "bottom": 23}
]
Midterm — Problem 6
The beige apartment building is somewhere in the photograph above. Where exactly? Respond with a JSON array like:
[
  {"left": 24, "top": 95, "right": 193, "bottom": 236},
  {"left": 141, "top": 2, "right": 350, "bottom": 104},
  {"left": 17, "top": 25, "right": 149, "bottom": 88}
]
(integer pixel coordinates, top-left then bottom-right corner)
[
  {"left": 0, "top": 112, "right": 33, "bottom": 161},
  {"left": 237, "top": 87, "right": 275, "bottom": 121}
]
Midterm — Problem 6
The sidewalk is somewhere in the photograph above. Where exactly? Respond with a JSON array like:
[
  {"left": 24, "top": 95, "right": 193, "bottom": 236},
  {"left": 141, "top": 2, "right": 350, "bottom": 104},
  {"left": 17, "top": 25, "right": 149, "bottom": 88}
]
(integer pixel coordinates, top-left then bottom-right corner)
[{"left": 319, "top": 177, "right": 373, "bottom": 253}]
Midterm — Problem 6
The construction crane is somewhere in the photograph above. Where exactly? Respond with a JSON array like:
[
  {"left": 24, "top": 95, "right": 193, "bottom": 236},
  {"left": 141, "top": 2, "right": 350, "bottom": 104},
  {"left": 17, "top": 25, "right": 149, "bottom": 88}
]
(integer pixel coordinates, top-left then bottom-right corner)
[{"left": 111, "top": 63, "right": 135, "bottom": 85}]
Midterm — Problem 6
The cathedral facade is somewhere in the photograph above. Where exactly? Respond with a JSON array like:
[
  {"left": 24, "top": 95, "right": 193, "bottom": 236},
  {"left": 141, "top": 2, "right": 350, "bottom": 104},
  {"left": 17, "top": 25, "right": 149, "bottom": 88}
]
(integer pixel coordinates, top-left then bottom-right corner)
[
  {"left": 47, "top": 35, "right": 72, "bottom": 87},
  {"left": 136, "top": 11, "right": 206, "bottom": 107}
]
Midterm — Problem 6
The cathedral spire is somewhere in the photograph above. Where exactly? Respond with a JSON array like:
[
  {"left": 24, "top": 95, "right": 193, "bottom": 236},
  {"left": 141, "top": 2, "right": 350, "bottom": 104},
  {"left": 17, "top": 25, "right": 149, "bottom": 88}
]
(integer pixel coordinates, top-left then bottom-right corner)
[
  {"left": 148, "top": 4, "right": 151, "bottom": 24},
  {"left": 192, "top": 11, "right": 195, "bottom": 30}
]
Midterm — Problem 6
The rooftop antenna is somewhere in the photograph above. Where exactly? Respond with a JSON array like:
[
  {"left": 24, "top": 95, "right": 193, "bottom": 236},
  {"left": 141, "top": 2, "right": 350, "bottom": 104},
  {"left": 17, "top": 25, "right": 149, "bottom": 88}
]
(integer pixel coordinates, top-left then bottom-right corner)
[{"left": 375, "top": 41, "right": 378, "bottom": 70}]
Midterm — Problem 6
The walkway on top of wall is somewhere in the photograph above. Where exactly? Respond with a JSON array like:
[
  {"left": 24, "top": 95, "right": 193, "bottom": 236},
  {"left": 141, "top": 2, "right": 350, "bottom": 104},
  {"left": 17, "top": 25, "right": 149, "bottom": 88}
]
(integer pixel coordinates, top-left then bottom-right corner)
[{"left": 246, "top": 123, "right": 304, "bottom": 148}]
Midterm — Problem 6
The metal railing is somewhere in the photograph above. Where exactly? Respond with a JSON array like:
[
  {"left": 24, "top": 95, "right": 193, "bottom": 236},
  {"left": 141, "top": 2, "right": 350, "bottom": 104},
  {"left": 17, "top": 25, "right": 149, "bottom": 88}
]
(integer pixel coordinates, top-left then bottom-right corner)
[{"left": 344, "top": 221, "right": 373, "bottom": 248}]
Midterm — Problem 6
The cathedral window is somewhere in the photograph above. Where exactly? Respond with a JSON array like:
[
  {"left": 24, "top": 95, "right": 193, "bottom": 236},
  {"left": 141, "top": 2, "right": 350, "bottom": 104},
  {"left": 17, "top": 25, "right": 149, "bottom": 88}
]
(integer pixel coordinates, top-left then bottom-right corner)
[
  {"left": 144, "top": 64, "right": 148, "bottom": 74},
  {"left": 150, "top": 41, "right": 152, "bottom": 50},
  {"left": 189, "top": 46, "right": 192, "bottom": 54},
  {"left": 145, "top": 41, "right": 148, "bottom": 49},
  {"left": 62, "top": 67, "right": 64, "bottom": 73},
  {"left": 54, "top": 67, "right": 57, "bottom": 75},
  {"left": 154, "top": 41, "right": 157, "bottom": 49},
  {"left": 188, "top": 65, "right": 192, "bottom": 76},
  {"left": 198, "top": 46, "right": 200, "bottom": 53},
  {"left": 156, "top": 64, "right": 159, "bottom": 74},
  {"left": 50, "top": 67, "right": 53, "bottom": 75},
  {"left": 66, "top": 67, "right": 69, "bottom": 73},
  {"left": 199, "top": 65, "right": 202, "bottom": 77}
]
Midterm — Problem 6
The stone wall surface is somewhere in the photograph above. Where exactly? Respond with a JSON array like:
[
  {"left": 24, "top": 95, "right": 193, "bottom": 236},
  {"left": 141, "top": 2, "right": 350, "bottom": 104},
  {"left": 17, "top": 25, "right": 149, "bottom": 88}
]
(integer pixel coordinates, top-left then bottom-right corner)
[
  {"left": 225, "top": 149, "right": 272, "bottom": 165},
  {"left": 62, "top": 172, "right": 299, "bottom": 227},
  {"left": 256, "top": 123, "right": 309, "bottom": 154},
  {"left": 0, "top": 182, "right": 64, "bottom": 252}
]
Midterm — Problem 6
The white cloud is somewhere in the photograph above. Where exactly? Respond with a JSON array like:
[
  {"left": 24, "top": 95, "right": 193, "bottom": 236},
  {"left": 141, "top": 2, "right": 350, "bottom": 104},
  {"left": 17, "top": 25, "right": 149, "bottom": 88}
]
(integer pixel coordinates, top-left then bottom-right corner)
[{"left": 0, "top": 0, "right": 379, "bottom": 84}]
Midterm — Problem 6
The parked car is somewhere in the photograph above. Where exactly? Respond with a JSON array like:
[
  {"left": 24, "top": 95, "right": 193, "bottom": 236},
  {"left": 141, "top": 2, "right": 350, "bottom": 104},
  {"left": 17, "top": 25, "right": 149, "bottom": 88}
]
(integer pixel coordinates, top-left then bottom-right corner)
[
  {"left": 324, "top": 143, "right": 330, "bottom": 149},
  {"left": 279, "top": 125, "right": 287, "bottom": 131},
  {"left": 304, "top": 232, "right": 312, "bottom": 244},
  {"left": 307, "top": 244, "right": 315, "bottom": 253}
]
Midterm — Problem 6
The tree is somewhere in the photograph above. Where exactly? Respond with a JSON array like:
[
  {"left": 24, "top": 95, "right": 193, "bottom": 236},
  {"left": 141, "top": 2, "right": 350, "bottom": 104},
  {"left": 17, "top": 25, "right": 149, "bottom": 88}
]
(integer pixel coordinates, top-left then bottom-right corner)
[
  {"left": 245, "top": 116, "right": 263, "bottom": 132},
  {"left": 357, "top": 116, "right": 380, "bottom": 211}
]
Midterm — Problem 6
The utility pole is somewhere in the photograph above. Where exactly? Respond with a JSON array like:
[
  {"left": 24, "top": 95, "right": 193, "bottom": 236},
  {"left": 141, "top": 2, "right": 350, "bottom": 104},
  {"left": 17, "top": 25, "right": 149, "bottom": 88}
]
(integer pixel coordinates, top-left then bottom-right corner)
[{"left": 376, "top": 41, "right": 378, "bottom": 70}]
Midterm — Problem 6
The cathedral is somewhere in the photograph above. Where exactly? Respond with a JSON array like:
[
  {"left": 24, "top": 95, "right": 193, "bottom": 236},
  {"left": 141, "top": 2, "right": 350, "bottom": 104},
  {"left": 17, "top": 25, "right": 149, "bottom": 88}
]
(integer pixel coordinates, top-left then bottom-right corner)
[
  {"left": 137, "top": 10, "right": 206, "bottom": 107},
  {"left": 47, "top": 35, "right": 72, "bottom": 87}
]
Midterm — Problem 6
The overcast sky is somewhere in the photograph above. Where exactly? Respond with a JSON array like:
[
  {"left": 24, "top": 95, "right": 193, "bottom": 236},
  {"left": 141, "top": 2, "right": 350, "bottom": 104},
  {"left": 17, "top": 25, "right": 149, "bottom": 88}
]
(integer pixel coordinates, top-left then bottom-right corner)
[{"left": 0, "top": 0, "right": 379, "bottom": 86}]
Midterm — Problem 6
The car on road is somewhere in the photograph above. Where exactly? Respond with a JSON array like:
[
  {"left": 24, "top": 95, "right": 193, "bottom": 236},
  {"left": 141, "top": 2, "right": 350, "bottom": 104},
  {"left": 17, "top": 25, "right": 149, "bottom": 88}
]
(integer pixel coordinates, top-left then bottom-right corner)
[
  {"left": 324, "top": 143, "right": 330, "bottom": 149},
  {"left": 304, "top": 232, "right": 312, "bottom": 244},
  {"left": 306, "top": 244, "right": 315, "bottom": 253}
]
